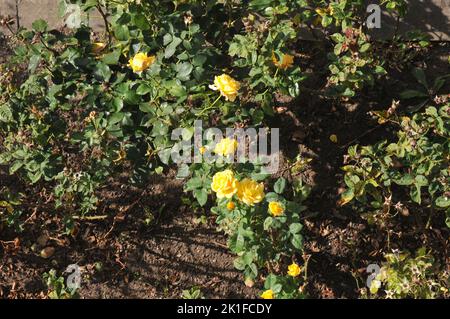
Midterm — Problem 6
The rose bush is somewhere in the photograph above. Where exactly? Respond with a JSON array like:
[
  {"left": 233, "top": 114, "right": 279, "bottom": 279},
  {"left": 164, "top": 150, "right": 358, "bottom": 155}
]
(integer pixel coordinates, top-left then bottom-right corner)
[{"left": 1, "top": 0, "right": 447, "bottom": 299}]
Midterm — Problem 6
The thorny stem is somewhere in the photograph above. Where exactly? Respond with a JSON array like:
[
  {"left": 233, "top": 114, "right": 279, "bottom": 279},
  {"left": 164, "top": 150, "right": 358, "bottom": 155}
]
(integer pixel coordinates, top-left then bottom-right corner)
[
  {"left": 97, "top": 5, "right": 112, "bottom": 46},
  {"left": 15, "top": 0, "right": 20, "bottom": 30}
]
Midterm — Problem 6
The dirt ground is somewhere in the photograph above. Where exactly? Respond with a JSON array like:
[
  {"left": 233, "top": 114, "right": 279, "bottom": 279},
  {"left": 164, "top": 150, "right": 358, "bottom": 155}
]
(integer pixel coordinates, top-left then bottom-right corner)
[{"left": 0, "top": 35, "right": 449, "bottom": 299}]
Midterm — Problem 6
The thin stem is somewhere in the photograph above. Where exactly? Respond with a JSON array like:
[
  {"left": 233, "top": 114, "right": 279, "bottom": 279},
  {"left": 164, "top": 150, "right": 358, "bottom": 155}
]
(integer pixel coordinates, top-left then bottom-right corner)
[
  {"left": 303, "top": 254, "right": 311, "bottom": 282},
  {"left": 39, "top": 36, "right": 58, "bottom": 55},
  {"left": 197, "top": 95, "right": 222, "bottom": 117}
]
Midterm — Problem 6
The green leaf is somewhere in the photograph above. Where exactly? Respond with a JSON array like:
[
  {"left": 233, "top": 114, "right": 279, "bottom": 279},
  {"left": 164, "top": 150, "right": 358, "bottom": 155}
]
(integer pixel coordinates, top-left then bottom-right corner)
[
  {"left": 139, "top": 103, "right": 153, "bottom": 113},
  {"left": 359, "top": 43, "right": 371, "bottom": 53},
  {"left": 273, "top": 177, "right": 286, "bottom": 194},
  {"left": 136, "top": 83, "right": 152, "bottom": 95},
  {"left": 164, "top": 37, "right": 182, "bottom": 59},
  {"left": 399, "top": 90, "right": 428, "bottom": 99},
  {"left": 264, "top": 273, "right": 278, "bottom": 290},
  {"left": 415, "top": 175, "right": 428, "bottom": 187},
  {"left": 186, "top": 177, "right": 202, "bottom": 190},
  {"left": 194, "top": 189, "right": 208, "bottom": 206},
  {"left": 394, "top": 174, "right": 414, "bottom": 186},
  {"left": 32, "top": 19, "right": 48, "bottom": 32},
  {"left": 112, "top": 97, "right": 124, "bottom": 112},
  {"left": 176, "top": 62, "right": 193, "bottom": 81},
  {"left": 263, "top": 217, "right": 273, "bottom": 230},
  {"left": 435, "top": 196, "right": 450, "bottom": 208},
  {"left": 265, "top": 192, "right": 279, "bottom": 202},
  {"left": 233, "top": 257, "right": 246, "bottom": 270},
  {"left": 0, "top": 103, "right": 13, "bottom": 123},
  {"left": 114, "top": 25, "right": 130, "bottom": 41},
  {"left": 94, "top": 63, "right": 111, "bottom": 82},
  {"left": 339, "top": 188, "right": 354, "bottom": 206},
  {"left": 242, "top": 252, "right": 254, "bottom": 265},
  {"left": 410, "top": 185, "right": 421, "bottom": 204},
  {"left": 10, "top": 161, "right": 23, "bottom": 174},
  {"left": 28, "top": 54, "right": 41, "bottom": 73},
  {"left": 132, "top": 13, "right": 149, "bottom": 30},
  {"left": 165, "top": 80, "right": 187, "bottom": 97},
  {"left": 321, "top": 15, "right": 333, "bottom": 27},
  {"left": 108, "top": 112, "right": 125, "bottom": 125},
  {"left": 102, "top": 50, "right": 121, "bottom": 65},
  {"left": 291, "top": 234, "right": 303, "bottom": 249},
  {"left": 28, "top": 171, "right": 42, "bottom": 184},
  {"left": 192, "top": 55, "right": 207, "bottom": 67},
  {"left": 412, "top": 68, "right": 428, "bottom": 89},
  {"left": 289, "top": 223, "right": 303, "bottom": 234}
]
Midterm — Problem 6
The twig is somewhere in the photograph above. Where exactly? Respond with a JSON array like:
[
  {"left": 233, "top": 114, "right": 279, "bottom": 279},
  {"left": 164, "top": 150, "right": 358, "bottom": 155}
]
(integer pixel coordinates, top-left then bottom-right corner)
[
  {"left": 339, "top": 124, "right": 382, "bottom": 149},
  {"left": 102, "top": 190, "right": 146, "bottom": 239},
  {"left": 23, "top": 208, "right": 37, "bottom": 224},
  {"left": 212, "top": 241, "right": 228, "bottom": 249},
  {"left": 72, "top": 215, "right": 108, "bottom": 221},
  {"left": 303, "top": 254, "right": 311, "bottom": 282}
]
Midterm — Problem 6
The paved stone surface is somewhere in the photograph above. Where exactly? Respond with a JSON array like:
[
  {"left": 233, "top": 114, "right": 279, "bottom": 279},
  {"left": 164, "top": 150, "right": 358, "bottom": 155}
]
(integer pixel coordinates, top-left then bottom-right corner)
[
  {"left": 0, "top": 0, "right": 449, "bottom": 40},
  {"left": 369, "top": 0, "right": 450, "bottom": 41},
  {"left": 0, "top": 0, "right": 104, "bottom": 33}
]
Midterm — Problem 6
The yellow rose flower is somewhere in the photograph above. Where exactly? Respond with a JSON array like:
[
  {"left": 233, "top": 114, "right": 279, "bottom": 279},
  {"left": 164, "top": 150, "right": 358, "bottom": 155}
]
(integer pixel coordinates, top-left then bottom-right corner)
[
  {"left": 261, "top": 289, "right": 274, "bottom": 299},
  {"left": 287, "top": 263, "right": 301, "bottom": 277},
  {"left": 272, "top": 52, "right": 294, "bottom": 70},
  {"left": 268, "top": 201, "right": 284, "bottom": 217},
  {"left": 211, "top": 170, "right": 238, "bottom": 199},
  {"left": 237, "top": 178, "right": 265, "bottom": 206},
  {"left": 92, "top": 42, "right": 106, "bottom": 54},
  {"left": 226, "top": 201, "right": 235, "bottom": 210},
  {"left": 209, "top": 74, "right": 240, "bottom": 102},
  {"left": 128, "top": 52, "right": 156, "bottom": 73},
  {"left": 214, "top": 138, "right": 238, "bottom": 156},
  {"left": 199, "top": 146, "right": 206, "bottom": 154}
]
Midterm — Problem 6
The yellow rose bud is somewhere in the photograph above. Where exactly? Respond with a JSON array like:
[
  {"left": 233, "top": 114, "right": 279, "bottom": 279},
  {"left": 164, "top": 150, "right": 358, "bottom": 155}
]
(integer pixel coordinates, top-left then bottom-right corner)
[
  {"left": 209, "top": 74, "right": 240, "bottom": 102},
  {"left": 214, "top": 138, "right": 238, "bottom": 156},
  {"left": 85, "top": 111, "right": 97, "bottom": 123},
  {"left": 128, "top": 52, "right": 156, "bottom": 73},
  {"left": 329, "top": 134, "right": 338, "bottom": 143},
  {"left": 261, "top": 289, "right": 274, "bottom": 299},
  {"left": 211, "top": 170, "right": 238, "bottom": 199},
  {"left": 268, "top": 201, "right": 284, "bottom": 217},
  {"left": 237, "top": 178, "right": 265, "bottom": 206},
  {"left": 113, "top": 149, "right": 127, "bottom": 163},
  {"left": 199, "top": 146, "right": 206, "bottom": 154},
  {"left": 272, "top": 52, "right": 294, "bottom": 70},
  {"left": 92, "top": 42, "right": 106, "bottom": 54},
  {"left": 329, "top": 6, "right": 335, "bottom": 15},
  {"left": 226, "top": 201, "right": 235, "bottom": 210},
  {"left": 287, "top": 262, "right": 301, "bottom": 277}
]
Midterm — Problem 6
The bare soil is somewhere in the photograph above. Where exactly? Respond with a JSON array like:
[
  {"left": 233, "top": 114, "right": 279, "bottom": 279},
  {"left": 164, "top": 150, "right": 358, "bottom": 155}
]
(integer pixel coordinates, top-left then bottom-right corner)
[{"left": 0, "top": 35, "right": 448, "bottom": 299}]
